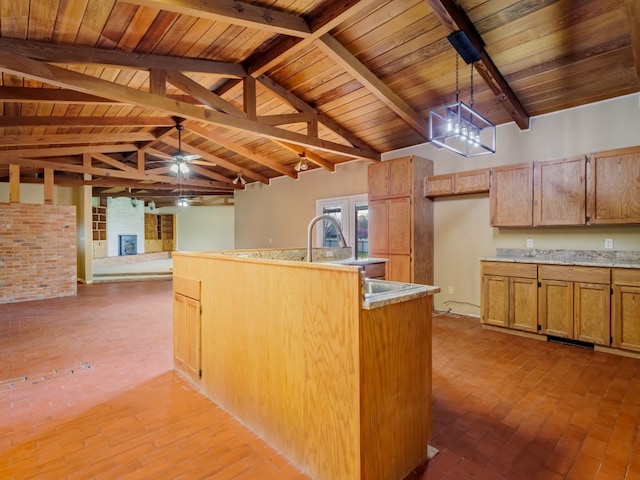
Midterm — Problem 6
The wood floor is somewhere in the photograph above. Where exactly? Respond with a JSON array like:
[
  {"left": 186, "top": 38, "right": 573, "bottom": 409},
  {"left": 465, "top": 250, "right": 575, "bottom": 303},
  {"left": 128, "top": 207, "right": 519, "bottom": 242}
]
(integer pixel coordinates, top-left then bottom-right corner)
[{"left": 1, "top": 281, "right": 639, "bottom": 479}]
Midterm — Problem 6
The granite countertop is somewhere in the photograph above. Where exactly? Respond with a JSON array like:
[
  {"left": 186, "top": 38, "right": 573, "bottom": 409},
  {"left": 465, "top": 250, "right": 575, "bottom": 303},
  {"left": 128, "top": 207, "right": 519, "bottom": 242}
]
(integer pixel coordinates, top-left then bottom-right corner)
[{"left": 482, "top": 248, "right": 640, "bottom": 269}]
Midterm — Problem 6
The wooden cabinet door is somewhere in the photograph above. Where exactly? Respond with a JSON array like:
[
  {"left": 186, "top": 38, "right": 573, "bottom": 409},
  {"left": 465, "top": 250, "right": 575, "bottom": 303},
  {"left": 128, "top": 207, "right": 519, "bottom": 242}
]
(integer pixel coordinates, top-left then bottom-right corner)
[
  {"left": 509, "top": 277, "right": 538, "bottom": 332},
  {"left": 481, "top": 275, "right": 509, "bottom": 327},
  {"left": 387, "top": 254, "right": 411, "bottom": 283},
  {"left": 388, "top": 156, "right": 412, "bottom": 197},
  {"left": 174, "top": 293, "right": 201, "bottom": 383},
  {"left": 424, "top": 174, "right": 454, "bottom": 197},
  {"left": 539, "top": 279, "right": 573, "bottom": 338},
  {"left": 490, "top": 163, "right": 534, "bottom": 226},
  {"left": 368, "top": 199, "right": 388, "bottom": 255},
  {"left": 387, "top": 197, "right": 411, "bottom": 255},
  {"left": 534, "top": 156, "right": 586, "bottom": 226},
  {"left": 574, "top": 283, "right": 610, "bottom": 345},
  {"left": 612, "top": 285, "right": 640, "bottom": 351},
  {"left": 587, "top": 146, "right": 640, "bottom": 224},
  {"left": 368, "top": 162, "right": 388, "bottom": 200}
]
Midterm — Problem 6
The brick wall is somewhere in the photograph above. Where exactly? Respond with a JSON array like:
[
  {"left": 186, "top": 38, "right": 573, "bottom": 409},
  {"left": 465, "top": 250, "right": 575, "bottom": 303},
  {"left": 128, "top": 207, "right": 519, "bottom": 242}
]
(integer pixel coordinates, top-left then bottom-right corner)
[{"left": 0, "top": 203, "right": 77, "bottom": 304}]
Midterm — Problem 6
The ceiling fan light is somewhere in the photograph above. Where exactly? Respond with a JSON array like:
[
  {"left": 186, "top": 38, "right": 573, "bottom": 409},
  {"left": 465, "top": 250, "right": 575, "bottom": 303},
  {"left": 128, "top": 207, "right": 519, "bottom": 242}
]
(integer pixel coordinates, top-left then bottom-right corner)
[
  {"left": 177, "top": 197, "right": 189, "bottom": 207},
  {"left": 170, "top": 163, "right": 179, "bottom": 173},
  {"left": 179, "top": 162, "right": 189, "bottom": 174}
]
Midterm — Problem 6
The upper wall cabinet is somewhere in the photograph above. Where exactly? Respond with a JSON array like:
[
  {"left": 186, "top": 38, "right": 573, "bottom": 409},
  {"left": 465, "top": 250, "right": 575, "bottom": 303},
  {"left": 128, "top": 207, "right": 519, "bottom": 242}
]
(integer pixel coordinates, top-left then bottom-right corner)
[
  {"left": 490, "top": 163, "right": 533, "bottom": 226},
  {"left": 424, "top": 168, "right": 490, "bottom": 197},
  {"left": 490, "top": 145, "right": 640, "bottom": 227},
  {"left": 587, "top": 146, "right": 640, "bottom": 224},
  {"left": 368, "top": 156, "right": 414, "bottom": 200},
  {"left": 533, "top": 156, "right": 586, "bottom": 226}
]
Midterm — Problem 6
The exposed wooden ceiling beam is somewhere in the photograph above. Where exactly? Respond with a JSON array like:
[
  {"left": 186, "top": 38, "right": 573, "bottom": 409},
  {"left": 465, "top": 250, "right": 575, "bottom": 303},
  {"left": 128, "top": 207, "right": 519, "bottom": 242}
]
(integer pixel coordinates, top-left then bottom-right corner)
[
  {"left": 272, "top": 141, "right": 335, "bottom": 172},
  {"left": 0, "top": 38, "right": 246, "bottom": 77},
  {"left": 244, "top": 0, "right": 390, "bottom": 77},
  {"left": 0, "top": 50, "right": 379, "bottom": 161},
  {"left": 318, "top": 33, "right": 430, "bottom": 140},
  {"left": 626, "top": 0, "right": 640, "bottom": 78},
  {"left": 181, "top": 122, "right": 297, "bottom": 179},
  {"left": 165, "top": 70, "right": 246, "bottom": 117},
  {"left": 256, "top": 74, "right": 377, "bottom": 155},
  {"left": 426, "top": 0, "right": 530, "bottom": 130},
  {"left": 0, "top": 116, "right": 176, "bottom": 128},
  {"left": 155, "top": 136, "right": 270, "bottom": 184},
  {"left": 0, "top": 156, "right": 228, "bottom": 190},
  {"left": 0, "top": 144, "right": 138, "bottom": 158},
  {"left": 0, "top": 87, "right": 198, "bottom": 105},
  {"left": 124, "top": 0, "right": 310, "bottom": 38},
  {"left": 156, "top": 137, "right": 269, "bottom": 184},
  {"left": 0, "top": 133, "right": 155, "bottom": 147}
]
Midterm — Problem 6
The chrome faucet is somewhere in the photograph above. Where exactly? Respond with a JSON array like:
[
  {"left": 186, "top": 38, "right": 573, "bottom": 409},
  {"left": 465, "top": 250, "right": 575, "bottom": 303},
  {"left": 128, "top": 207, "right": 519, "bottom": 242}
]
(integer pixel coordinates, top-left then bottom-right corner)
[{"left": 307, "top": 214, "right": 348, "bottom": 262}]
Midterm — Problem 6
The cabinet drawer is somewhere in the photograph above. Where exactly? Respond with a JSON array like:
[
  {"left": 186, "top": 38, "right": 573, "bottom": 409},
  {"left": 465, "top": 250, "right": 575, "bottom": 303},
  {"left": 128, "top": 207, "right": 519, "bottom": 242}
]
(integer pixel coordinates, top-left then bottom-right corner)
[
  {"left": 538, "top": 265, "right": 610, "bottom": 284},
  {"left": 613, "top": 268, "right": 640, "bottom": 287},
  {"left": 482, "top": 261, "right": 537, "bottom": 278},
  {"left": 364, "top": 262, "right": 386, "bottom": 279}
]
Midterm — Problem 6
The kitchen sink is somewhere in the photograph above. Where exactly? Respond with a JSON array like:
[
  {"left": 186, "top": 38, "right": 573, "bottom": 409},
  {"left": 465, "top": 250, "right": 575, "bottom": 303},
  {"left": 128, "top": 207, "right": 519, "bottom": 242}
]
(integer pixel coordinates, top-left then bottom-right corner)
[{"left": 363, "top": 278, "right": 412, "bottom": 296}]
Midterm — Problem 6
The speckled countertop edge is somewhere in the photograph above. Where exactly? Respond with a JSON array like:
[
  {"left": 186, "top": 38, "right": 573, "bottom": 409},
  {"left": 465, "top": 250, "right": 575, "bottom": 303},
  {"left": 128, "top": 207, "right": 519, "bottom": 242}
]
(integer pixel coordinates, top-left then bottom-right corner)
[
  {"left": 481, "top": 249, "right": 640, "bottom": 269},
  {"left": 362, "top": 285, "right": 440, "bottom": 310}
]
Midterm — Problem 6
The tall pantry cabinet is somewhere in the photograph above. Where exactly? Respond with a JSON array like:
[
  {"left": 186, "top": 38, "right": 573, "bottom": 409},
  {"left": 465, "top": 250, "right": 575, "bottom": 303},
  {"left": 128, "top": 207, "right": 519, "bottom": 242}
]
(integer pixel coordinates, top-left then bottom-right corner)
[{"left": 368, "top": 156, "right": 434, "bottom": 284}]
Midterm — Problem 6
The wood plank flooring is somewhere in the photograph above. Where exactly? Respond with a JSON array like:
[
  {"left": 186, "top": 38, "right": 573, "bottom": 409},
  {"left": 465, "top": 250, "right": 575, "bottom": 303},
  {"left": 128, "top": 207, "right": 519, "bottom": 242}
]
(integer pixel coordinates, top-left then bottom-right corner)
[{"left": 1, "top": 281, "right": 640, "bottom": 479}]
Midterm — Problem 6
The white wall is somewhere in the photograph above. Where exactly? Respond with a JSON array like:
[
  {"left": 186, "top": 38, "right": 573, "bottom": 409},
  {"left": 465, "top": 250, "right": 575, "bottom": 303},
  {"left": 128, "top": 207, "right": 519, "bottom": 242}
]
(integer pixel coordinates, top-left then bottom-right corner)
[
  {"left": 106, "top": 197, "right": 146, "bottom": 256},
  {"left": 158, "top": 204, "right": 235, "bottom": 252},
  {"left": 0, "top": 183, "right": 74, "bottom": 205},
  {"left": 235, "top": 160, "right": 369, "bottom": 249},
  {"left": 235, "top": 94, "right": 640, "bottom": 316}
]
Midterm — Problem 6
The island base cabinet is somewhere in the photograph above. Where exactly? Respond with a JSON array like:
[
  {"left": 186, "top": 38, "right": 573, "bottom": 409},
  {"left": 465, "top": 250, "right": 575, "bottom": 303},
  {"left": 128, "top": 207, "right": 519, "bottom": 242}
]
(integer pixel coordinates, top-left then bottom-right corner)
[
  {"left": 612, "top": 269, "right": 640, "bottom": 351},
  {"left": 173, "top": 276, "right": 202, "bottom": 386}
]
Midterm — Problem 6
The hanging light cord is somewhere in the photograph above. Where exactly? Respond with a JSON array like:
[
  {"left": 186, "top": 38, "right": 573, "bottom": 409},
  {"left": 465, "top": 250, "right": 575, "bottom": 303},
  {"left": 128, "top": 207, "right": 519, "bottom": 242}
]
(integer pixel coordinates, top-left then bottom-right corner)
[
  {"left": 455, "top": 54, "right": 460, "bottom": 103},
  {"left": 470, "top": 63, "right": 475, "bottom": 110}
]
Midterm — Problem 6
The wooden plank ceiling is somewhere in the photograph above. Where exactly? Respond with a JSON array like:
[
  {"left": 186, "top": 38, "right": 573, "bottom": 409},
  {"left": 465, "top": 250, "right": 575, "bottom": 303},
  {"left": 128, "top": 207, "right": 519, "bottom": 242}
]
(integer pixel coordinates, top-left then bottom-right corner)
[{"left": 0, "top": 0, "right": 638, "bottom": 206}]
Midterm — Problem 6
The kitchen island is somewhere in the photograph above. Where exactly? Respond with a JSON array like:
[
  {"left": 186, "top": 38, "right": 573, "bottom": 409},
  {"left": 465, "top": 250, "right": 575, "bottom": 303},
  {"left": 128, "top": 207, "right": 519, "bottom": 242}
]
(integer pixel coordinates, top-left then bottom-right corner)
[{"left": 172, "top": 250, "right": 439, "bottom": 480}]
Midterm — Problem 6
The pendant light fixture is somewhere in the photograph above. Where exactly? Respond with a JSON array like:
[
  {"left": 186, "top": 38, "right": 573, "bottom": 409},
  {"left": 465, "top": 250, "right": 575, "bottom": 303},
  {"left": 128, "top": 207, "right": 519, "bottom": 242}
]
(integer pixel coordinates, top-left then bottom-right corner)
[
  {"left": 294, "top": 152, "right": 309, "bottom": 172},
  {"left": 429, "top": 32, "right": 496, "bottom": 157},
  {"left": 232, "top": 172, "right": 246, "bottom": 186}
]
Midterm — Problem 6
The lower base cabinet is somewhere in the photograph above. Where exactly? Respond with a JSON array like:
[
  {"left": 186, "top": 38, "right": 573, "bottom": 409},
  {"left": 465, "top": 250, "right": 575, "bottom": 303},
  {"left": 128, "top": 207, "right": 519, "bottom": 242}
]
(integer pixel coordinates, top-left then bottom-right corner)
[
  {"left": 538, "top": 265, "right": 610, "bottom": 345},
  {"left": 481, "top": 262, "right": 537, "bottom": 332},
  {"left": 612, "top": 269, "right": 640, "bottom": 352},
  {"left": 481, "top": 261, "right": 640, "bottom": 356}
]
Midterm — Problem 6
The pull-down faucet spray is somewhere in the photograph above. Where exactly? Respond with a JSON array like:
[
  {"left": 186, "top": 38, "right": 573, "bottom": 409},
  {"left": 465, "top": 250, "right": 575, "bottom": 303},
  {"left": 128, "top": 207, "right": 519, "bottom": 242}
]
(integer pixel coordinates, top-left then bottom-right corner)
[{"left": 306, "top": 214, "right": 348, "bottom": 262}]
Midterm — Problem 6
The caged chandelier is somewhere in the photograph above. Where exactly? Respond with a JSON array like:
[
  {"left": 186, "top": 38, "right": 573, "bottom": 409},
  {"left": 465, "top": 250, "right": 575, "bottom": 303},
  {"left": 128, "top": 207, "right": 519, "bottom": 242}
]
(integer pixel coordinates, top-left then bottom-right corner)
[{"left": 429, "top": 31, "right": 496, "bottom": 157}]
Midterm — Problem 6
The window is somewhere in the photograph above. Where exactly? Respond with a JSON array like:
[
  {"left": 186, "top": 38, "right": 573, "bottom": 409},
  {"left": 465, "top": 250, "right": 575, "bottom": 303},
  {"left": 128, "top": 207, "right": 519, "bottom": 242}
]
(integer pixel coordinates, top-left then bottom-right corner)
[{"left": 316, "top": 194, "right": 369, "bottom": 258}]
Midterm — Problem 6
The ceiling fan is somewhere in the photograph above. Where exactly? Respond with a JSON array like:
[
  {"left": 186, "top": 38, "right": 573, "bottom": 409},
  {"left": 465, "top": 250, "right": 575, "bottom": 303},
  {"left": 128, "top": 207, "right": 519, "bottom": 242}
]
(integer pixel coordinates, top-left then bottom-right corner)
[{"left": 153, "top": 123, "right": 201, "bottom": 174}]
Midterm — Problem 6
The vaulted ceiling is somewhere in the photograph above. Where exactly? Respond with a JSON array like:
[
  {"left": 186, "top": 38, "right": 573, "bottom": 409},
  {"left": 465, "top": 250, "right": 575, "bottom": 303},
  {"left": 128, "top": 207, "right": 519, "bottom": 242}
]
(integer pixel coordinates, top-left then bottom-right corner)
[{"left": 0, "top": 0, "right": 638, "bottom": 206}]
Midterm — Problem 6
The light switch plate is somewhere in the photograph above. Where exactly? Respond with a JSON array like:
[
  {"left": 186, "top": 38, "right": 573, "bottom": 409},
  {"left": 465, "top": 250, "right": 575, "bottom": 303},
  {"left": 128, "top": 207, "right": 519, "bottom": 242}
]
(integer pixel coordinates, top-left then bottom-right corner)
[
  {"left": 526, "top": 239, "right": 534, "bottom": 248},
  {"left": 604, "top": 238, "right": 614, "bottom": 249}
]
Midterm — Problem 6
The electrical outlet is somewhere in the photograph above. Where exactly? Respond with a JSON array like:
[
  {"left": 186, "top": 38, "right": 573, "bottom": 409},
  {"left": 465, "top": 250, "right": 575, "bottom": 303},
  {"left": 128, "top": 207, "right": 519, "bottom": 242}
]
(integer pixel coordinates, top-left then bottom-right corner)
[
  {"left": 526, "top": 238, "right": 534, "bottom": 248},
  {"left": 448, "top": 286, "right": 454, "bottom": 294},
  {"left": 604, "top": 238, "right": 614, "bottom": 249}
]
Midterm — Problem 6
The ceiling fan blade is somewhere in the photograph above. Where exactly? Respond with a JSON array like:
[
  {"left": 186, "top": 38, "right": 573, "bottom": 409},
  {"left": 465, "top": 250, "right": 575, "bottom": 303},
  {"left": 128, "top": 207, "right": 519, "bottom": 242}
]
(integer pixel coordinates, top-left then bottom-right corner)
[{"left": 182, "top": 154, "right": 201, "bottom": 161}]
